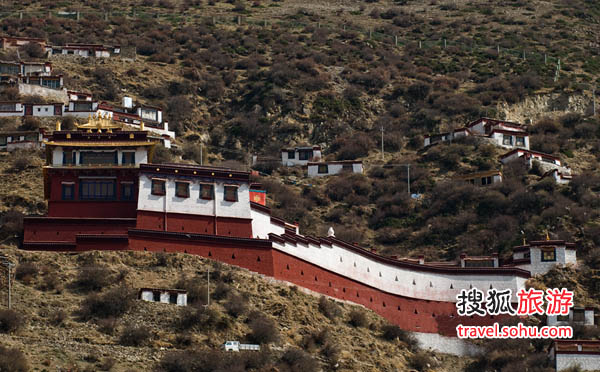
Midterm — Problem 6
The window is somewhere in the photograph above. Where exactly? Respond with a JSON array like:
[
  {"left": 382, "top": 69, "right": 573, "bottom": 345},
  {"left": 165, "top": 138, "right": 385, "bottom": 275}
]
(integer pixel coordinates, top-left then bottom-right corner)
[
  {"left": 224, "top": 185, "right": 238, "bottom": 202},
  {"left": 169, "top": 293, "right": 178, "bottom": 304},
  {"left": 41, "top": 79, "right": 60, "bottom": 89},
  {"left": 516, "top": 136, "right": 525, "bottom": 147},
  {"left": 62, "top": 150, "right": 75, "bottom": 165},
  {"left": 298, "top": 150, "right": 312, "bottom": 160},
  {"left": 80, "top": 151, "right": 117, "bottom": 165},
  {"left": 80, "top": 179, "right": 116, "bottom": 200},
  {"left": 503, "top": 134, "right": 513, "bottom": 145},
  {"left": 175, "top": 182, "right": 190, "bottom": 198},
  {"left": 121, "top": 183, "right": 134, "bottom": 201},
  {"left": 200, "top": 184, "right": 214, "bottom": 200},
  {"left": 153, "top": 291, "right": 161, "bottom": 302},
  {"left": 0, "top": 137, "right": 6, "bottom": 146},
  {"left": 464, "top": 260, "right": 495, "bottom": 268},
  {"left": 557, "top": 314, "right": 569, "bottom": 322},
  {"left": 342, "top": 164, "right": 353, "bottom": 172},
  {"left": 541, "top": 248, "right": 556, "bottom": 262},
  {"left": 287, "top": 150, "right": 295, "bottom": 159},
  {"left": 61, "top": 183, "right": 74, "bottom": 200},
  {"left": 481, "top": 176, "right": 492, "bottom": 185},
  {"left": 73, "top": 102, "right": 93, "bottom": 111},
  {"left": 151, "top": 179, "right": 166, "bottom": 196},
  {"left": 573, "top": 309, "right": 585, "bottom": 322},
  {"left": 121, "top": 152, "right": 135, "bottom": 165},
  {"left": 0, "top": 103, "right": 16, "bottom": 111},
  {"left": 318, "top": 164, "right": 328, "bottom": 174}
]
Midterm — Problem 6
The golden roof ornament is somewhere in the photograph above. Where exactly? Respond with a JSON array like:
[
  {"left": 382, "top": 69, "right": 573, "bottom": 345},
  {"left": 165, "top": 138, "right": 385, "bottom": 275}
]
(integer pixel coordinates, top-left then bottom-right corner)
[
  {"left": 77, "top": 112, "right": 123, "bottom": 131},
  {"left": 546, "top": 231, "right": 551, "bottom": 241},
  {"left": 55, "top": 120, "right": 61, "bottom": 131}
]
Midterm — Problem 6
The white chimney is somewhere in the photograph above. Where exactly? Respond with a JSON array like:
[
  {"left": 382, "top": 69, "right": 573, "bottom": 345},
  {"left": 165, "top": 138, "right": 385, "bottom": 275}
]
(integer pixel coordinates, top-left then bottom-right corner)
[
  {"left": 327, "top": 227, "right": 335, "bottom": 237},
  {"left": 123, "top": 96, "right": 133, "bottom": 109}
]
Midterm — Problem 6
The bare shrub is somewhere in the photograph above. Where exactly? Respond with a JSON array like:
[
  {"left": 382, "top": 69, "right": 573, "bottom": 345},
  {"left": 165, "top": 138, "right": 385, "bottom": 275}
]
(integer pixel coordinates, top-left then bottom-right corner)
[
  {"left": 248, "top": 311, "right": 279, "bottom": 344},
  {"left": 212, "top": 282, "right": 231, "bottom": 301},
  {"left": 178, "top": 306, "right": 227, "bottom": 331},
  {"left": 15, "top": 262, "right": 38, "bottom": 284},
  {"left": 75, "top": 265, "right": 113, "bottom": 292},
  {"left": 0, "top": 309, "right": 24, "bottom": 333},
  {"left": 0, "top": 210, "right": 23, "bottom": 238},
  {"left": 97, "top": 317, "right": 118, "bottom": 335},
  {"left": 99, "top": 357, "right": 116, "bottom": 371},
  {"left": 20, "top": 116, "right": 41, "bottom": 130},
  {"left": 119, "top": 325, "right": 152, "bottom": 346},
  {"left": 318, "top": 296, "right": 341, "bottom": 320},
  {"left": 348, "top": 309, "right": 368, "bottom": 327},
  {"left": 174, "top": 275, "right": 207, "bottom": 306},
  {"left": 409, "top": 351, "right": 437, "bottom": 371},
  {"left": 49, "top": 309, "right": 67, "bottom": 326},
  {"left": 224, "top": 292, "right": 248, "bottom": 318},
  {"left": 278, "top": 348, "right": 318, "bottom": 372},
  {"left": 10, "top": 151, "right": 36, "bottom": 172},
  {"left": 0, "top": 345, "right": 28, "bottom": 372},
  {"left": 79, "top": 286, "right": 135, "bottom": 319},
  {"left": 381, "top": 324, "right": 419, "bottom": 350}
]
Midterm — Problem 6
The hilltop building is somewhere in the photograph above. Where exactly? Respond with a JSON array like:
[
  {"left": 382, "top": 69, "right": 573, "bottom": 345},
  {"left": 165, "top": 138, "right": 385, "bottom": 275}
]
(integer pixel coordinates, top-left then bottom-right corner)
[
  {"left": 453, "top": 170, "right": 502, "bottom": 186},
  {"left": 281, "top": 146, "right": 322, "bottom": 166},
  {"left": 22, "top": 115, "right": 580, "bottom": 354},
  {"left": 424, "top": 117, "right": 530, "bottom": 150},
  {"left": 307, "top": 160, "right": 363, "bottom": 177},
  {"left": 550, "top": 340, "right": 600, "bottom": 371},
  {"left": 0, "top": 128, "right": 47, "bottom": 151}
]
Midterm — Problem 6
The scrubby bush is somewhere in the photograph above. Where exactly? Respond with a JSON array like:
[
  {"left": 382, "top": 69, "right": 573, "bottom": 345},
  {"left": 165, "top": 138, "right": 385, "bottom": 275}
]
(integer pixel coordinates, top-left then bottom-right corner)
[
  {"left": 79, "top": 286, "right": 134, "bottom": 319},
  {"left": 409, "top": 351, "right": 437, "bottom": 371},
  {"left": 0, "top": 345, "right": 28, "bottom": 372},
  {"left": 248, "top": 311, "right": 279, "bottom": 344},
  {"left": 10, "top": 151, "right": 37, "bottom": 172},
  {"left": 75, "top": 265, "right": 113, "bottom": 292},
  {"left": 224, "top": 292, "right": 248, "bottom": 317},
  {"left": 0, "top": 210, "right": 24, "bottom": 238},
  {"left": 0, "top": 309, "right": 24, "bottom": 333},
  {"left": 119, "top": 325, "right": 152, "bottom": 346},
  {"left": 381, "top": 324, "right": 418, "bottom": 350},
  {"left": 179, "top": 306, "right": 228, "bottom": 331},
  {"left": 49, "top": 309, "right": 67, "bottom": 326},
  {"left": 174, "top": 275, "right": 207, "bottom": 306},
  {"left": 348, "top": 309, "right": 368, "bottom": 327},
  {"left": 318, "top": 296, "right": 342, "bottom": 320},
  {"left": 277, "top": 348, "right": 318, "bottom": 372},
  {"left": 97, "top": 317, "right": 118, "bottom": 335},
  {"left": 15, "top": 262, "right": 38, "bottom": 284}
]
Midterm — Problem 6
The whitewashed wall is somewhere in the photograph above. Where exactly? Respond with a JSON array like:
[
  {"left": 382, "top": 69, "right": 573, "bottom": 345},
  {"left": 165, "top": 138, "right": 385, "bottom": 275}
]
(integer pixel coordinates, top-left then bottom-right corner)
[
  {"left": 307, "top": 163, "right": 363, "bottom": 177},
  {"left": 251, "top": 207, "right": 285, "bottom": 239},
  {"left": 548, "top": 309, "right": 595, "bottom": 326},
  {"left": 140, "top": 290, "right": 187, "bottom": 306},
  {"left": 51, "top": 147, "right": 148, "bottom": 166},
  {"left": 271, "top": 239, "right": 527, "bottom": 302},
  {"left": 137, "top": 174, "right": 251, "bottom": 219},
  {"left": 556, "top": 354, "right": 600, "bottom": 371}
]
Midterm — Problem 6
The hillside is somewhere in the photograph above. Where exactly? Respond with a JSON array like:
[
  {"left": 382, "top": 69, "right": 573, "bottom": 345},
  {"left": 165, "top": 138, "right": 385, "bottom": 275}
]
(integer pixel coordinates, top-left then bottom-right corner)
[{"left": 0, "top": 244, "right": 470, "bottom": 372}]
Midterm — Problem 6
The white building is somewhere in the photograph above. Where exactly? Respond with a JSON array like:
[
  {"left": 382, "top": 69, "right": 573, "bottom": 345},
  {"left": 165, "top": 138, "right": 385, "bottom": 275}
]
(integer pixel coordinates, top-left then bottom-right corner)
[
  {"left": 49, "top": 44, "right": 118, "bottom": 58},
  {"left": 28, "top": 103, "right": 64, "bottom": 117},
  {"left": 542, "top": 169, "right": 573, "bottom": 185},
  {"left": 64, "top": 100, "right": 99, "bottom": 117},
  {"left": 307, "top": 160, "right": 363, "bottom": 177},
  {"left": 550, "top": 340, "right": 600, "bottom": 371},
  {"left": 548, "top": 307, "right": 596, "bottom": 327},
  {"left": 0, "top": 102, "right": 24, "bottom": 117},
  {"left": 424, "top": 118, "right": 529, "bottom": 150},
  {"left": 139, "top": 287, "right": 187, "bottom": 306},
  {"left": 0, "top": 129, "right": 46, "bottom": 151},
  {"left": 281, "top": 146, "right": 322, "bottom": 166},
  {"left": 511, "top": 239, "right": 576, "bottom": 276},
  {"left": 499, "top": 149, "right": 570, "bottom": 176},
  {"left": 453, "top": 170, "right": 502, "bottom": 186}
]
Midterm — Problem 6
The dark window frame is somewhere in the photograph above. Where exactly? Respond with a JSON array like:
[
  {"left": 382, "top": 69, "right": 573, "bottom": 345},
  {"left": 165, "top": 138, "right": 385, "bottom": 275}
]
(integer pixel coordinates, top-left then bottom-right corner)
[
  {"left": 287, "top": 150, "right": 295, "bottom": 159},
  {"left": 175, "top": 181, "right": 190, "bottom": 198},
  {"left": 61, "top": 183, "right": 75, "bottom": 200},
  {"left": 121, "top": 152, "right": 135, "bottom": 165},
  {"left": 79, "top": 179, "right": 116, "bottom": 200},
  {"left": 200, "top": 183, "right": 214, "bottom": 200},
  {"left": 298, "top": 150, "right": 312, "bottom": 160},
  {"left": 224, "top": 185, "right": 239, "bottom": 202},
  {"left": 516, "top": 136, "right": 525, "bottom": 146},
  {"left": 151, "top": 179, "right": 166, "bottom": 196},
  {"left": 121, "top": 183, "right": 134, "bottom": 201},
  {"left": 541, "top": 248, "right": 556, "bottom": 262},
  {"left": 317, "top": 164, "right": 328, "bottom": 174}
]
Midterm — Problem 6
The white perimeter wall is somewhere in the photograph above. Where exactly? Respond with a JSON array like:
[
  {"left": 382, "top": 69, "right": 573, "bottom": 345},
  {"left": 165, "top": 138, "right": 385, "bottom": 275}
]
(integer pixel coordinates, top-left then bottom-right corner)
[
  {"left": 556, "top": 354, "right": 600, "bottom": 371},
  {"left": 307, "top": 163, "right": 363, "bottom": 177},
  {"left": 272, "top": 239, "right": 527, "bottom": 302},
  {"left": 251, "top": 207, "right": 286, "bottom": 239},
  {"left": 137, "top": 174, "right": 251, "bottom": 219},
  {"left": 414, "top": 332, "right": 481, "bottom": 357}
]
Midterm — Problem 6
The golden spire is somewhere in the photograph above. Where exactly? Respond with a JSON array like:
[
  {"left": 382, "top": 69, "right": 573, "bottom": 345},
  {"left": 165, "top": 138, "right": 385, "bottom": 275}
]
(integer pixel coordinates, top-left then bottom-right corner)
[
  {"left": 55, "top": 120, "right": 61, "bottom": 131},
  {"left": 140, "top": 121, "right": 144, "bottom": 131},
  {"left": 546, "top": 231, "right": 550, "bottom": 241}
]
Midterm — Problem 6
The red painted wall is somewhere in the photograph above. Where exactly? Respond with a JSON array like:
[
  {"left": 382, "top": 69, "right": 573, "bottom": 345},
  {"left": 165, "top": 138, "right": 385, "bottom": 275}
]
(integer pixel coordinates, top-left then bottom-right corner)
[
  {"left": 136, "top": 211, "right": 252, "bottom": 238},
  {"left": 23, "top": 218, "right": 135, "bottom": 244},
  {"left": 128, "top": 232, "right": 273, "bottom": 276},
  {"left": 46, "top": 170, "right": 138, "bottom": 218}
]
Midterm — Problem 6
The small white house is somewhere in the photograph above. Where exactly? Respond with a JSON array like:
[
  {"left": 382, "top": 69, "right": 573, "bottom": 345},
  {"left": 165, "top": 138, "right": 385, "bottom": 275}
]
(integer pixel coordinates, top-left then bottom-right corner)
[
  {"left": 0, "top": 102, "right": 24, "bottom": 117},
  {"left": 542, "top": 169, "right": 573, "bottom": 185},
  {"left": 0, "top": 129, "right": 46, "bottom": 151},
  {"left": 64, "top": 100, "right": 99, "bottom": 117},
  {"left": 547, "top": 307, "right": 596, "bottom": 327},
  {"left": 453, "top": 170, "right": 502, "bottom": 186},
  {"left": 307, "top": 161, "right": 363, "bottom": 177},
  {"left": 139, "top": 288, "right": 187, "bottom": 306},
  {"left": 512, "top": 239, "right": 576, "bottom": 276},
  {"left": 27, "top": 103, "right": 63, "bottom": 117},
  {"left": 281, "top": 146, "right": 322, "bottom": 166},
  {"left": 550, "top": 340, "right": 600, "bottom": 371},
  {"left": 485, "top": 128, "right": 529, "bottom": 150},
  {"left": 500, "top": 149, "right": 564, "bottom": 171}
]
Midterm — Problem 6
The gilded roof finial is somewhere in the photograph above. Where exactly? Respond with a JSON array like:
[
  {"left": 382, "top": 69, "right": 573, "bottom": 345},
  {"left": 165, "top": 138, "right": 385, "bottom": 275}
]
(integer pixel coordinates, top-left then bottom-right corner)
[
  {"left": 546, "top": 230, "right": 550, "bottom": 241},
  {"left": 140, "top": 121, "right": 144, "bottom": 131},
  {"left": 55, "top": 120, "right": 61, "bottom": 131}
]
